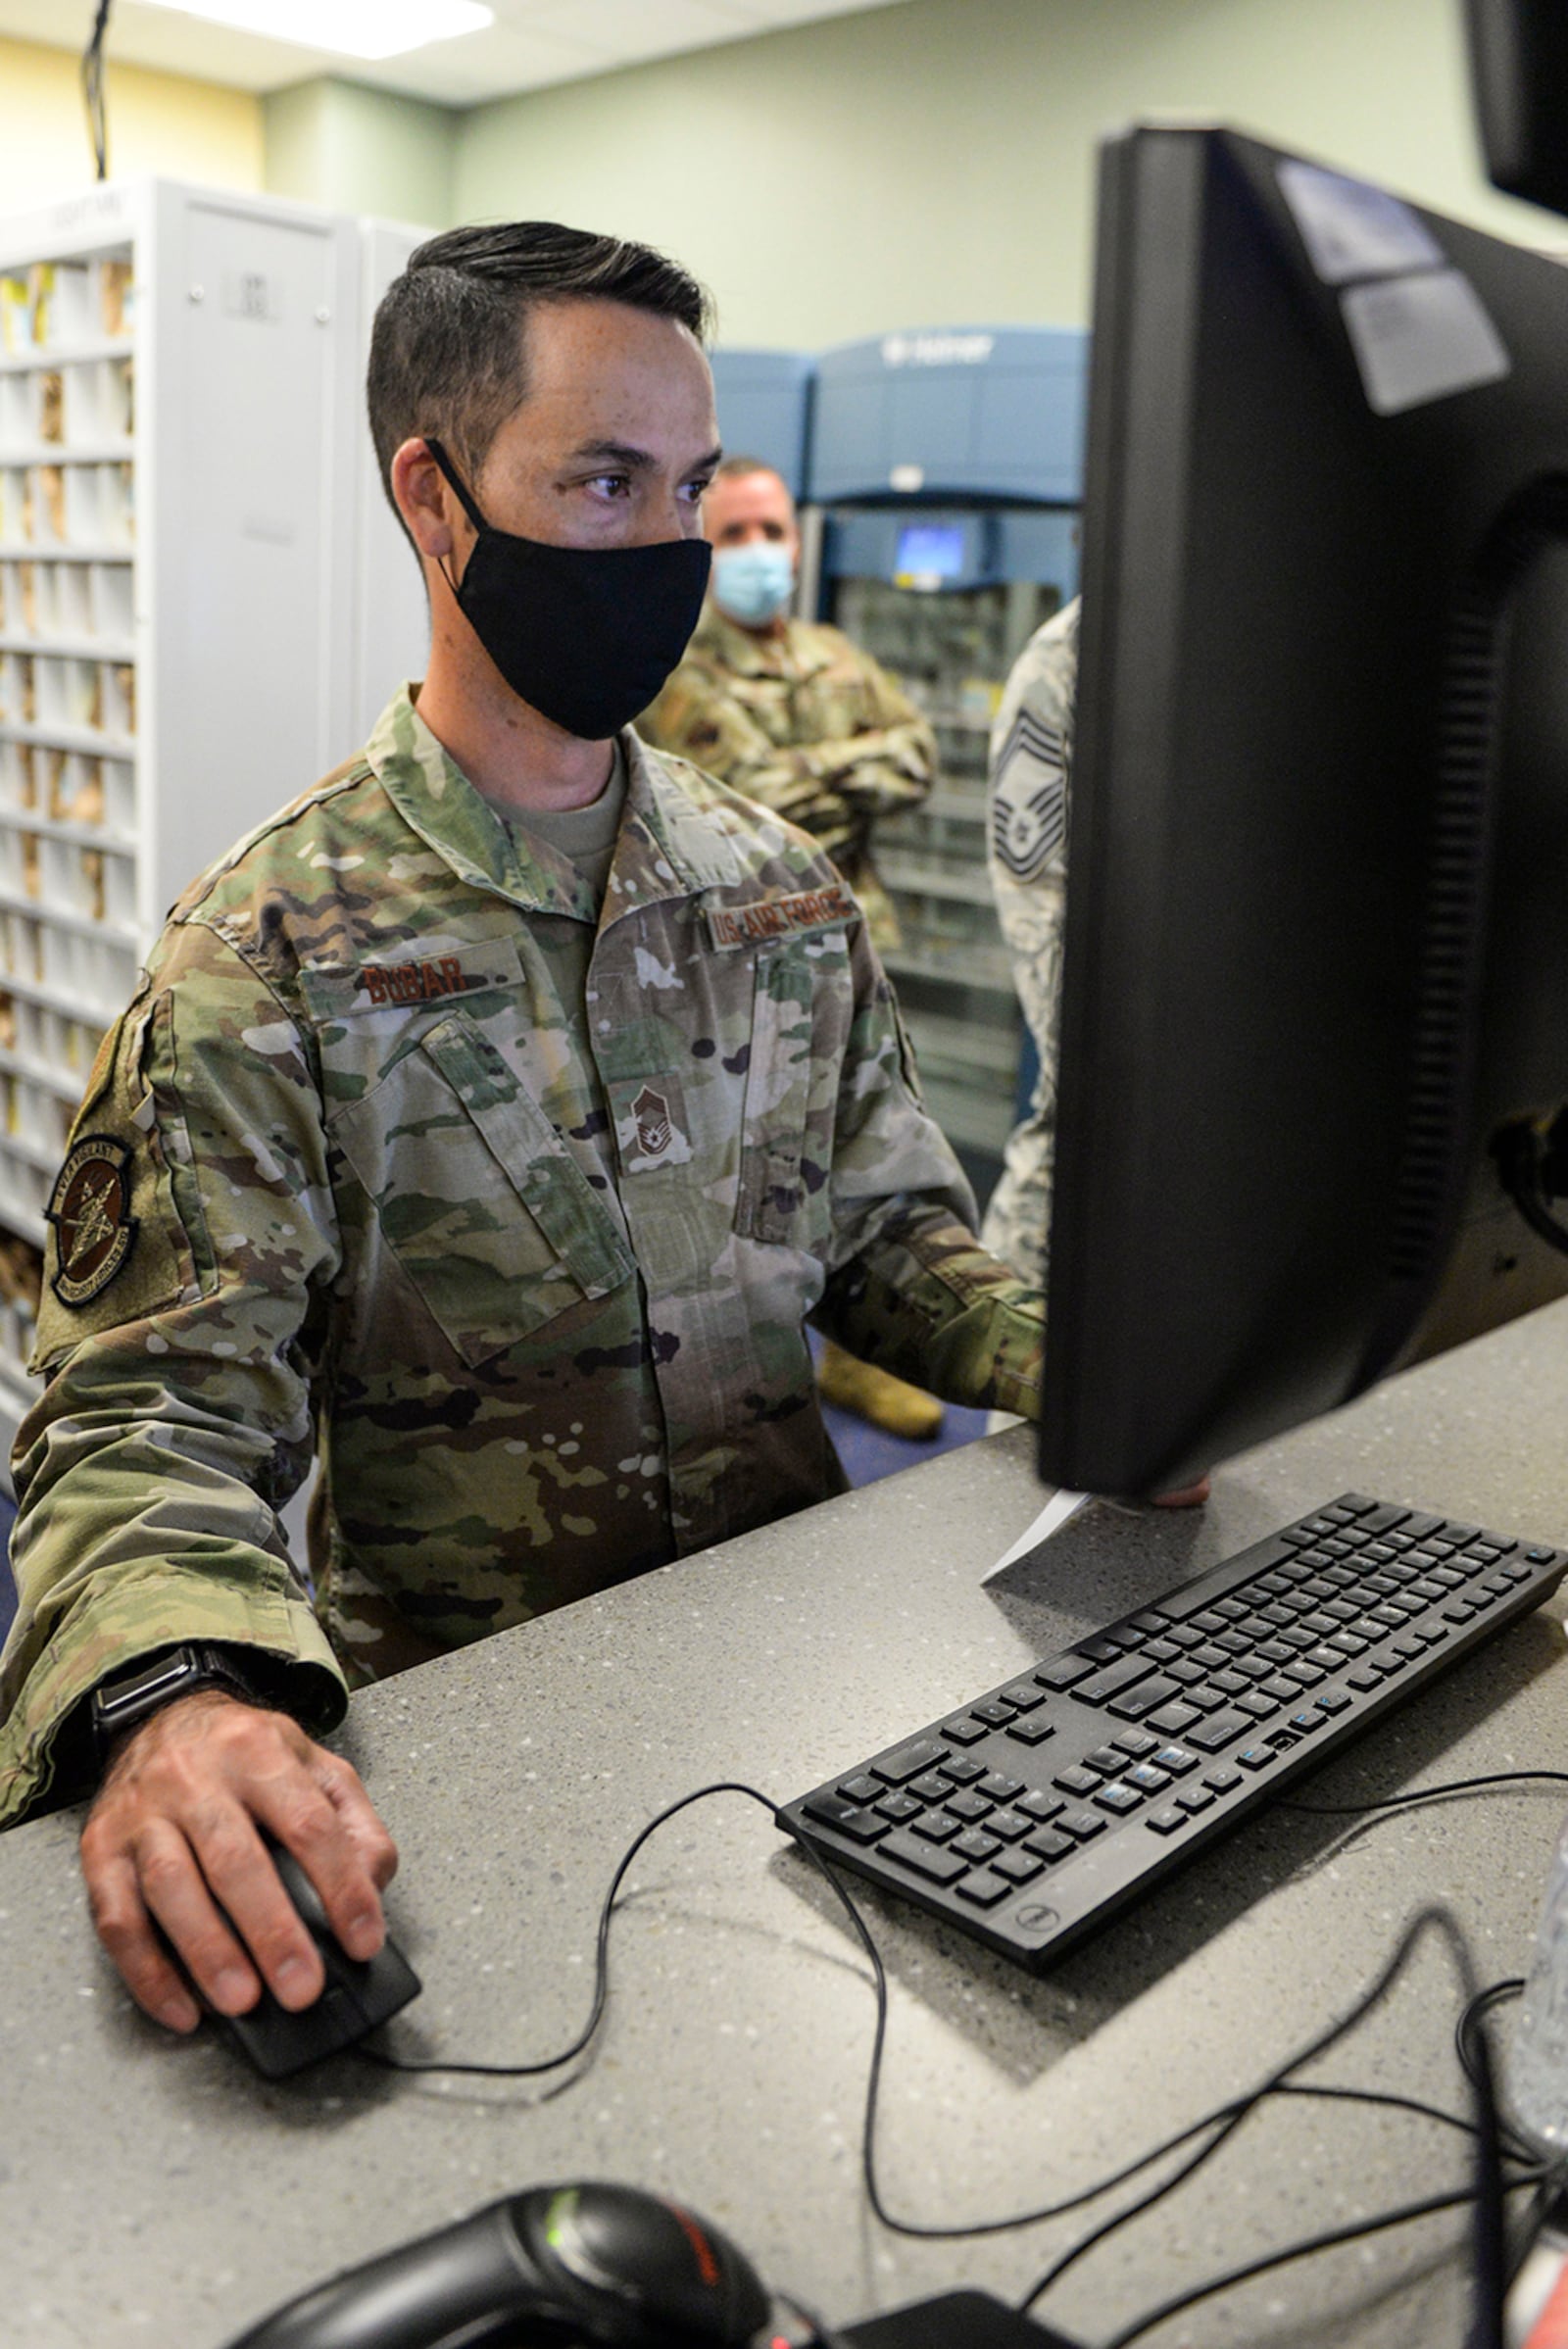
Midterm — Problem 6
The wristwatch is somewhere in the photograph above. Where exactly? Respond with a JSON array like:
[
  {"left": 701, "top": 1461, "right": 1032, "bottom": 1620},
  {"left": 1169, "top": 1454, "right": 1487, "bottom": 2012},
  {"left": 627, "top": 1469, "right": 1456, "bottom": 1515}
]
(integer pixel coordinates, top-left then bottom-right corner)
[{"left": 89, "top": 1642, "right": 264, "bottom": 1766}]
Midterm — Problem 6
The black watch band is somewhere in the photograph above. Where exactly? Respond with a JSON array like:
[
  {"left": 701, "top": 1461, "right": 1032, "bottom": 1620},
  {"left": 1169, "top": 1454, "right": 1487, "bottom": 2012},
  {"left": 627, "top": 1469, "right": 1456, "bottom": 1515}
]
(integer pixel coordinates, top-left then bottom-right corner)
[{"left": 90, "top": 1642, "right": 263, "bottom": 1766}]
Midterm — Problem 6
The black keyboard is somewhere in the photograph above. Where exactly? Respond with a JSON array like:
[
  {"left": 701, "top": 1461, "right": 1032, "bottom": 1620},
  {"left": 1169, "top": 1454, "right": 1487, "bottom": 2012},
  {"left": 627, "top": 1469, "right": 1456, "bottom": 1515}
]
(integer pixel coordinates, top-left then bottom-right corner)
[{"left": 777, "top": 1493, "right": 1567, "bottom": 1972}]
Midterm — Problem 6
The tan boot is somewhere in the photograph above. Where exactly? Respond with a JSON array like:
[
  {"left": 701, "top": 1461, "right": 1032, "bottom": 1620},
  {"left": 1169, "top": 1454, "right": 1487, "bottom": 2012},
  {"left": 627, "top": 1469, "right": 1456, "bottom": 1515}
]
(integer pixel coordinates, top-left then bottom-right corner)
[{"left": 816, "top": 1339, "right": 945, "bottom": 1440}]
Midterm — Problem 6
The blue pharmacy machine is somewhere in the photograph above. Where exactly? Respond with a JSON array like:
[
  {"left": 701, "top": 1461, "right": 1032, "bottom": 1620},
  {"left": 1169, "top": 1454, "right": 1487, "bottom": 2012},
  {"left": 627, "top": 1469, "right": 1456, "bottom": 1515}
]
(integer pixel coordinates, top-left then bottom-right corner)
[
  {"left": 802, "top": 325, "right": 1088, "bottom": 1199},
  {"left": 708, "top": 348, "right": 813, "bottom": 501}
]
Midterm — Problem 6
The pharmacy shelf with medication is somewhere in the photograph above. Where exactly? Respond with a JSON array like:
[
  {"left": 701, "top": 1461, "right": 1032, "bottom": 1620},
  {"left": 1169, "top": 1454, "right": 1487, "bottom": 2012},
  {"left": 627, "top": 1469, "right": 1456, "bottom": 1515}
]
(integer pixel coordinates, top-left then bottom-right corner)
[{"left": 0, "top": 180, "right": 427, "bottom": 1464}]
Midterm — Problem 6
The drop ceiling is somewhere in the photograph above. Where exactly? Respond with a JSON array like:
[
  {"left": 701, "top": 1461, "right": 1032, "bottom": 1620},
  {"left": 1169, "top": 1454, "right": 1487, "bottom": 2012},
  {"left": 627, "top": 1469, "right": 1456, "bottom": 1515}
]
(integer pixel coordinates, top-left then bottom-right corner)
[{"left": 0, "top": 0, "right": 915, "bottom": 107}]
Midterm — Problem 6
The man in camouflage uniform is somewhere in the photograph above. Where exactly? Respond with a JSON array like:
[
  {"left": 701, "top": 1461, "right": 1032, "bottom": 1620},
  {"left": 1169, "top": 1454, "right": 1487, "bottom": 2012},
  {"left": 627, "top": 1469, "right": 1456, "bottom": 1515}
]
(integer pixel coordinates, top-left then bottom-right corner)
[
  {"left": 640, "top": 457, "right": 935, "bottom": 957},
  {"left": 642, "top": 458, "right": 948, "bottom": 1438},
  {"left": 982, "top": 597, "right": 1078, "bottom": 1290},
  {"left": 0, "top": 224, "right": 1045, "bottom": 2039}
]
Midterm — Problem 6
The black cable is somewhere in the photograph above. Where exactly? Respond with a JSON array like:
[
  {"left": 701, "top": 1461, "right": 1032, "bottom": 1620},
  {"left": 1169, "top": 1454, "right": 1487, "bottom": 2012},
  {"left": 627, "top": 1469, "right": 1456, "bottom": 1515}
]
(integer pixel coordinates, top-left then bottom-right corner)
[
  {"left": 81, "top": 1, "right": 113, "bottom": 182},
  {"left": 357, "top": 1782, "right": 818, "bottom": 2080},
  {"left": 1099, "top": 2176, "right": 1541, "bottom": 2349},
  {"left": 1281, "top": 1767, "right": 1568, "bottom": 1817},
  {"left": 1016, "top": 1906, "right": 1512, "bottom": 2349}
]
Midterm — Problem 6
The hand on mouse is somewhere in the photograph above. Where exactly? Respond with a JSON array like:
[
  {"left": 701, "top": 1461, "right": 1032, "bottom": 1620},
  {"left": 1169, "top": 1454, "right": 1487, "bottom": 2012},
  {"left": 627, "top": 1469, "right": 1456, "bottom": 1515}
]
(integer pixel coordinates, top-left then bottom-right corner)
[{"left": 78, "top": 1689, "right": 398, "bottom": 2036}]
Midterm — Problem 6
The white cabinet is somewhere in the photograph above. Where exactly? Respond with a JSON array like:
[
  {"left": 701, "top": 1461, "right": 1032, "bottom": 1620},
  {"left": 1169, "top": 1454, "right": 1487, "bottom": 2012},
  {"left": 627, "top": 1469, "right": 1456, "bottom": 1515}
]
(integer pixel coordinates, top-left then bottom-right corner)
[{"left": 0, "top": 180, "right": 430, "bottom": 1449}]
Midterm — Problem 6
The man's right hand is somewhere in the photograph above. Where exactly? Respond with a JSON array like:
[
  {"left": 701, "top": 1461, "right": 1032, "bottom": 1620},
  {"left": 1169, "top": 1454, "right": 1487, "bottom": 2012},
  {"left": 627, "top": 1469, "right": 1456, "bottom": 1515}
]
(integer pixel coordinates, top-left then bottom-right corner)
[{"left": 78, "top": 1689, "right": 398, "bottom": 2034}]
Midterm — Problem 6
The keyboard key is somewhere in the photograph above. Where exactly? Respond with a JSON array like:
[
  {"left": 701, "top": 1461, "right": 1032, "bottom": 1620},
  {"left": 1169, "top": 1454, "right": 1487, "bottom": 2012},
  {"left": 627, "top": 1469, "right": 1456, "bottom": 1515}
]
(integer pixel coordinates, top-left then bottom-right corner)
[
  {"left": 1024, "top": 1826, "right": 1074, "bottom": 1861},
  {"left": 1057, "top": 1809, "right": 1107, "bottom": 1840},
  {"left": 1147, "top": 1805, "right": 1189, "bottom": 1835},
  {"left": 939, "top": 1754, "right": 986, "bottom": 1785},
  {"left": 1006, "top": 1717, "right": 1057, "bottom": 1746},
  {"left": 1109, "top": 1678, "right": 1184, "bottom": 1721},
  {"left": 1152, "top": 1744, "right": 1200, "bottom": 1775},
  {"left": 880, "top": 1830, "right": 967, "bottom": 1884},
  {"left": 838, "top": 1774, "right": 882, "bottom": 1804},
  {"left": 986, "top": 1808, "right": 1036, "bottom": 1842},
  {"left": 944, "top": 1789, "right": 994, "bottom": 1823},
  {"left": 1183, "top": 1687, "right": 1230, "bottom": 1713},
  {"left": 1148, "top": 1701, "right": 1201, "bottom": 1735},
  {"left": 1079, "top": 1631, "right": 1139, "bottom": 1661},
  {"left": 1094, "top": 1782, "right": 1144, "bottom": 1815},
  {"left": 1346, "top": 1666, "right": 1384, "bottom": 1690},
  {"left": 1176, "top": 1786, "right": 1216, "bottom": 1814},
  {"left": 908, "top": 1772, "right": 955, "bottom": 1803},
  {"left": 977, "top": 1772, "right": 1024, "bottom": 1803},
  {"left": 1054, "top": 1766, "right": 1101, "bottom": 1796},
  {"left": 952, "top": 1828, "right": 1002, "bottom": 1862},
  {"left": 872, "top": 1739, "right": 950, "bottom": 1786},
  {"left": 1283, "top": 1661, "right": 1326, "bottom": 1688},
  {"left": 1035, "top": 1655, "right": 1095, "bottom": 1689},
  {"left": 1125, "top": 1763, "right": 1172, "bottom": 1793},
  {"left": 1237, "top": 1745, "right": 1278, "bottom": 1771},
  {"left": 1128, "top": 1609, "right": 1173, "bottom": 1634},
  {"left": 875, "top": 1791, "right": 923, "bottom": 1822},
  {"left": 1237, "top": 1691, "right": 1279, "bottom": 1719},
  {"left": 970, "top": 1699, "right": 1016, "bottom": 1728},
  {"left": 1077, "top": 1654, "right": 1159, "bottom": 1704},
  {"left": 911, "top": 1809, "right": 963, "bottom": 1841},
  {"left": 993, "top": 1848, "right": 1046, "bottom": 1885},
  {"left": 1000, "top": 1682, "right": 1046, "bottom": 1712},
  {"left": 1186, "top": 1709, "right": 1255, "bottom": 1751},
  {"left": 1203, "top": 1765, "right": 1244, "bottom": 1792},
  {"left": 956, "top": 1868, "right": 1012, "bottom": 1907},
  {"left": 805, "top": 1794, "right": 889, "bottom": 1842},
  {"left": 1017, "top": 1790, "right": 1064, "bottom": 1823},
  {"left": 1287, "top": 1710, "right": 1325, "bottom": 1735},
  {"left": 940, "top": 1716, "right": 991, "bottom": 1745},
  {"left": 1087, "top": 1744, "right": 1129, "bottom": 1774},
  {"left": 1315, "top": 1690, "right": 1352, "bottom": 1715},
  {"left": 1113, "top": 1731, "right": 1160, "bottom": 1758}
]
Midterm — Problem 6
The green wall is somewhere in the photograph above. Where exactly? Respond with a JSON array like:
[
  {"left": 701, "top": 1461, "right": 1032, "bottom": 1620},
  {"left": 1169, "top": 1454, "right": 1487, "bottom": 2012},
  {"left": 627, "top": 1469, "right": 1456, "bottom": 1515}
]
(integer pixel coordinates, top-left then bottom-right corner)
[
  {"left": 264, "top": 75, "right": 454, "bottom": 229},
  {"left": 449, "top": 0, "right": 1548, "bottom": 342},
  {"left": 265, "top": 0, "right": 1552, "bottom": 343}
]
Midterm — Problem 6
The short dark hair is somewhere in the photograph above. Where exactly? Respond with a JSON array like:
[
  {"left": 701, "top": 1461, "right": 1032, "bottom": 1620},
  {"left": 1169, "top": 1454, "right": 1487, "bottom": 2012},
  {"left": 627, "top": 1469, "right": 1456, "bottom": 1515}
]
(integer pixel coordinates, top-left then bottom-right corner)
[{"left": 367, "top": 220, "right": 713, "bottom": 523}]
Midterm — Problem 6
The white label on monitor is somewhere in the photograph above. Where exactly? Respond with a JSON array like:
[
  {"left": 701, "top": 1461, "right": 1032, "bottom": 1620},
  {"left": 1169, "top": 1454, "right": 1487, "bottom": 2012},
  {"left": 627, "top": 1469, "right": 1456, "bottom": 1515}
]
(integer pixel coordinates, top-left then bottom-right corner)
[
  {"left": 1277, "top": 161, "right": 1446, "bottom": 284},
  {"left": 1340, "top": 268, "right": 1510, "bottom": 415}
]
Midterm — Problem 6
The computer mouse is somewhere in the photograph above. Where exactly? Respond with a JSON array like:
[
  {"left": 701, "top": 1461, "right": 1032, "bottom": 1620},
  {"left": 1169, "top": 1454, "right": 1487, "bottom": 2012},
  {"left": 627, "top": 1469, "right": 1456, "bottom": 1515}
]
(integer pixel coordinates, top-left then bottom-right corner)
[
  {"left": 156, "top": 1838, "right": 420, "bottom": 2080},
  {"left": 223, "top": 2178, "right": 773, "bottom": 2347}
]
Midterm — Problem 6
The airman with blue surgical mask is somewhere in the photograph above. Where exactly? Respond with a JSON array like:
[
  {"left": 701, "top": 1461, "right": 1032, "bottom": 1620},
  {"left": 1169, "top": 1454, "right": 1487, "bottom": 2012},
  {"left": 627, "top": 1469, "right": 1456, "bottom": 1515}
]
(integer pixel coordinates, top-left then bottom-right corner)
[{"left": 642, "top": 457, "right": 946, "bottom": 1441}]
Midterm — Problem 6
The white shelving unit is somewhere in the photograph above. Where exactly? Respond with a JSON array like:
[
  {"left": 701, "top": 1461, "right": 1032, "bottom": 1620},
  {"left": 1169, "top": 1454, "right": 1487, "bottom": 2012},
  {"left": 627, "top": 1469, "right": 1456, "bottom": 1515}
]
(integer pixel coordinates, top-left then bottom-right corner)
[{"left": 0, "top": 180, "right": 430, "bottom": 1455}]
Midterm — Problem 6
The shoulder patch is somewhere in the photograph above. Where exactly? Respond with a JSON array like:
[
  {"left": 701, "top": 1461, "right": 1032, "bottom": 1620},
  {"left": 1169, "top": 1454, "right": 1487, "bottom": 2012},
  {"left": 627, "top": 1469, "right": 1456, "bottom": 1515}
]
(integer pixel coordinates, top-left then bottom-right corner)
[
  {"left": 991, "top": 710, "right": 1068, "bottom": 883},
  {"left": 46, "top": 1135, "right": 138, "bottom": 1306}
]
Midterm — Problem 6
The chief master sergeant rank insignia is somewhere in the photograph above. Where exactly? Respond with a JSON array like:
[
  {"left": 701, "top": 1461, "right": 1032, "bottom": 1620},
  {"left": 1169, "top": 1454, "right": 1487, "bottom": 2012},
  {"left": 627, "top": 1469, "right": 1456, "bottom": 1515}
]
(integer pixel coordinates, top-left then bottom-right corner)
[
  {"left": 46, "top": 1134, "right": 138, "bottom": 1306},
  {"left": 990, "top": 708, "right": 1068, "bottom": 883}
]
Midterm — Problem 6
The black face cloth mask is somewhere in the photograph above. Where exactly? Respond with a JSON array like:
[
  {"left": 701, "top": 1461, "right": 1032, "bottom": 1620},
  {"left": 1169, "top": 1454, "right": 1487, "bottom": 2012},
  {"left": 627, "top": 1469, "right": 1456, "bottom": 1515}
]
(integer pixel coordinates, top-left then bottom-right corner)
[{"left": 424, "top": 438, "right": 711, "bottom": 741}]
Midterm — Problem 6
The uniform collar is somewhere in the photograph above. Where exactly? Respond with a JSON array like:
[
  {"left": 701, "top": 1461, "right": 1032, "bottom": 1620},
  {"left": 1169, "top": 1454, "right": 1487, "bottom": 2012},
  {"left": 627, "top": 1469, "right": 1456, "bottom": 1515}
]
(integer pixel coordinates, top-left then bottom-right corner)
[
  {"left": 365, "top": 681, "right": 742, "bottom": 923},
  {"left": 690, "top": 604, "right": 830, "bottom": 681}
]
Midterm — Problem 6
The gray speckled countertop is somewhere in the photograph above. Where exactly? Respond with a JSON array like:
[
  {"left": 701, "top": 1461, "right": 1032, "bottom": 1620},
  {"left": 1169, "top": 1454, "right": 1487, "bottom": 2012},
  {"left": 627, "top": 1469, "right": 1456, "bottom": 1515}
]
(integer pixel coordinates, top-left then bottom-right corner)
[{"left": 6, "top": 1302, "right": 1568, "bottom": 2348}]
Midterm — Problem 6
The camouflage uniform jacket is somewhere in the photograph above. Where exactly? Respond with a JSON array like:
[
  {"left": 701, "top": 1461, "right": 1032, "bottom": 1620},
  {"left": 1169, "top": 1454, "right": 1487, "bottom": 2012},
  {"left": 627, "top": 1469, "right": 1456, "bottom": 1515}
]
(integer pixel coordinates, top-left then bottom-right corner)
[
  {"left": 638, "top": 608, "right": 936, "bottom": 954},
  {"left": 980, "top": 599, "right": 1078, "bottom": 1289},
  {"left": 0, "top": 686, "right": 1044, "bottom": 1827}
]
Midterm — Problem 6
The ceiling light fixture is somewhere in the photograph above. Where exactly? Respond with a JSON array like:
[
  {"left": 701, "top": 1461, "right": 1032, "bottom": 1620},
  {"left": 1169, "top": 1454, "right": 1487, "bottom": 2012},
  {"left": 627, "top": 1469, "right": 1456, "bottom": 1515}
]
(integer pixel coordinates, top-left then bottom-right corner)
[{"left": 133, "top": 0, "right": 494, "bottom": 61}]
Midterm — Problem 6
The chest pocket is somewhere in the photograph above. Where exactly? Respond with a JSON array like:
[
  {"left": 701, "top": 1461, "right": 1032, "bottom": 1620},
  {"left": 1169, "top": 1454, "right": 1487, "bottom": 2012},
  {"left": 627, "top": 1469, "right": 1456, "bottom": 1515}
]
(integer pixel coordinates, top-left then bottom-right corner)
[
  {"left": 734, "top": 933, "right": 849, "bottom": 1249},
  {"left": 331, "top": 1011, "right": 633, "bottom": 1366}
]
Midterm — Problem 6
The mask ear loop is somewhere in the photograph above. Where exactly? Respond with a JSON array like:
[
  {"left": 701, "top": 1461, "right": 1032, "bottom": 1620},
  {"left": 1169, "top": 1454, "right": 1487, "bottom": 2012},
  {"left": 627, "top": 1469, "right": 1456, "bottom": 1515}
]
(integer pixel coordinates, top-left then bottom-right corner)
[{"left": 422, "top": 436, "right": 487, "bottom": 599}]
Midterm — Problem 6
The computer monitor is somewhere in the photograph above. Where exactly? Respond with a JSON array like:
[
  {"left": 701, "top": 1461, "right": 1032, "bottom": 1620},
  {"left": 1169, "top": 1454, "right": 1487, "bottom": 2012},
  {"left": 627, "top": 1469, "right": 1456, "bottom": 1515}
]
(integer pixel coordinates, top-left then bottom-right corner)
[{"left": 1039, "top": 123, "right": 1568, "bottom": 1497}]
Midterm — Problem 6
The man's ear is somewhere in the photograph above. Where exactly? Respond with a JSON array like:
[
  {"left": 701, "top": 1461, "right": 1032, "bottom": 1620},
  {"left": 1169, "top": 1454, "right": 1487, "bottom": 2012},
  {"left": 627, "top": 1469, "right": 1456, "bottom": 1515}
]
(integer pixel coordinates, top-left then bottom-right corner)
[{"left": 390, "top": 438, "right": 459, "bottom": 563}]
